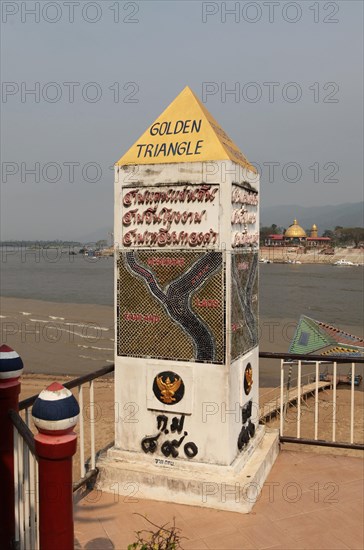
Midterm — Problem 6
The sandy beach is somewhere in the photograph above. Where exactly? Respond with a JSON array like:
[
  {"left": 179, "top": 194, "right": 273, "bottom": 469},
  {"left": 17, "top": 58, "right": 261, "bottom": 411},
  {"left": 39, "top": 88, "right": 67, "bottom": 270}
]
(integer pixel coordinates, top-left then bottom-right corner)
[
  {"left": 2, "top": 291, "right": 363, "bottom": 471},
  {"left": 0, "top": 297, "right": 114, "bottom": 376},
  {"left": 1, "top": 296, "right": 363, "bottom": 389},
  {"left": 260, "top": 386, "right": 364, "bottom": 456},
  {"left": 3, "top": 296, "right": 360, "bottom": 480}
]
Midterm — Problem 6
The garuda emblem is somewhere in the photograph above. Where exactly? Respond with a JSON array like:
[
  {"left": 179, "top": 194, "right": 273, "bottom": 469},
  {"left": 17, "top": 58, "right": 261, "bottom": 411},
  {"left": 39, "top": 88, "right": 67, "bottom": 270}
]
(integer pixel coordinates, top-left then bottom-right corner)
[
  {"left": 153, "top": 371, "right": 185, "bottom": 405},
  {"left": 244, "top": 363, "right": 253, "bottom": 395}
]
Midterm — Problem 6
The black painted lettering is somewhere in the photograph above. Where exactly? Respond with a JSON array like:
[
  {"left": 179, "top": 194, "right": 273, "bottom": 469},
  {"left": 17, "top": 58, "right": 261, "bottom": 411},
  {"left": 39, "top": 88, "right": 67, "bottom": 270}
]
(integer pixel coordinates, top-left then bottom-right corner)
[
  {"left": 150, "top": 123, "right": 159, "bottom": 136},
  {"left": 156, "top": 143, "right": 167, "bottom": 157},
  {"left": 159, "top": 122, "right": 168, "bottom": 136},
  {"left": 183, "top": 119, "right": 191, "bottom": 133},
  {"left": 177, "top": 142, "right": 187, "bottom": 155},
  {"left": 195, "top": 140, "right": 203, "bottom": 154},
  {"left": 167, "top": 142, "right": 177, "bottom": 156},
  {"left": 174, "top": 120, "right": 184, "bottom": 134},
  {"left": 191, "top": 119, "right": 202, "bottom": 133},
  {"left": 145, "top": 144, "right": 153, "bottom": 157},
  {"left": 185, "top": 141, "right": 193, "bottom": 155},
  {"left": 136, "top": 144, "right": 145, "bottom": 158}
]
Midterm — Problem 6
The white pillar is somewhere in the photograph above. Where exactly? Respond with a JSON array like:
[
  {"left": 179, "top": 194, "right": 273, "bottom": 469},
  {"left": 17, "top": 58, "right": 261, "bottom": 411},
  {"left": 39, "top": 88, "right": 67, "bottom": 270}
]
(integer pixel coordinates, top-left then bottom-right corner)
[{"left": 100, "top": 87, "right": 279, "bottom": 512}]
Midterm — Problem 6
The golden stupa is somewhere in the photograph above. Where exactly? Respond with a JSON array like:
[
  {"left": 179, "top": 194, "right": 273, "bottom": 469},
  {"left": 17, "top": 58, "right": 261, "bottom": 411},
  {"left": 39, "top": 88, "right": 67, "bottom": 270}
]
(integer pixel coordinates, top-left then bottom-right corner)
[{"left": 284, "top": 219, "right": 306, "bottom": 238}]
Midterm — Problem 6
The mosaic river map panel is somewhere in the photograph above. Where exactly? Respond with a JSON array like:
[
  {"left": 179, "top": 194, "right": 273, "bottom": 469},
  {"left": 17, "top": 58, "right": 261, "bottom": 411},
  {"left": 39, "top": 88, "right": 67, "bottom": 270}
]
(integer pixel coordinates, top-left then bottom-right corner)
[
  {"left": 231, "top": 252, "right": 258, "bottom": 361},
  {"left": 117, "top": 250, "right": 225, "bottom": 364}
]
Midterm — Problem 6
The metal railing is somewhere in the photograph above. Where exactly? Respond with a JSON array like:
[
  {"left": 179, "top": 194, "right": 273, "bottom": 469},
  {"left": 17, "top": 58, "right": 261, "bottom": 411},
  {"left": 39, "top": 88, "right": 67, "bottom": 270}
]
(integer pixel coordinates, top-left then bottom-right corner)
[
  {"left": 19, "top": 364, "right": 115, "bottom": 492},
  {"left": 8, "top": 364, "right": 114, "bottom": 548},
  {"left": 14, "top": 349, "right": 363, "bottom": 528},
  {"left": 9, "top": 409, "right": 39, "bottom": 550},
  {"left": 260, "top": 352, "right": 364, "bottom": 450},
  {"left": 8, "top": 351, "right": 363, "bottom": 549}
]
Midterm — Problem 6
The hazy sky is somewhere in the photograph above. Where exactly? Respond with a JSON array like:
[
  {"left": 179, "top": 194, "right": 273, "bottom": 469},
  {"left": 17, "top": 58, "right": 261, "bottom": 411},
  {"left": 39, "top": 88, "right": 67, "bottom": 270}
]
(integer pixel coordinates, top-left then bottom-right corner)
[{"left": 1, "top": 0, "right": 363, "bottom": 240}]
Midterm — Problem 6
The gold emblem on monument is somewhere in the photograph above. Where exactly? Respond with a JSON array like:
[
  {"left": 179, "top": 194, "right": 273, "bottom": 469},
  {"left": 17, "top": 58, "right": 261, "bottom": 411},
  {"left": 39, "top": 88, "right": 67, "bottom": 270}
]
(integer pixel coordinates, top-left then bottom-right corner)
[
  {"left": 156, "top": 375, "right": 182, "bottom": 404},
  {"left": 244, "top": 364, "right": 253, "bottom": 395}
]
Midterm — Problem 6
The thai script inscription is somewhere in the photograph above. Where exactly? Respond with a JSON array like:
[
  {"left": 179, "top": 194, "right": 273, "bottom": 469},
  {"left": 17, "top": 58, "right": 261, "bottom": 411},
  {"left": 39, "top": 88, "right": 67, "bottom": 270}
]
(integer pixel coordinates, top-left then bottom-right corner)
[
  {"left": 231, "top": 209, "right": 257, "bottom": 225},
  {"left": 123, "top": 228, "right": 218, "bottom": 248},
  {"left": 123, "top": 185, "right": 217, "bottom": 207},
  {"left": 141, "top": 414, "right": 198, "bottom": 460},
  {"left": 231, "top": 187, "right": 259, "bottom": 206},
  {"left": 122, "top": 185, "right": 219, "bottom": 248},
  {"left": 232, "top": 233, "right": 259, "bottom": 247},
  {"left": 123, "top": 207, "right": 207, "bottom": 231},
  {"left": 231, "top": 183, "right": 259, "bottom": 249}
]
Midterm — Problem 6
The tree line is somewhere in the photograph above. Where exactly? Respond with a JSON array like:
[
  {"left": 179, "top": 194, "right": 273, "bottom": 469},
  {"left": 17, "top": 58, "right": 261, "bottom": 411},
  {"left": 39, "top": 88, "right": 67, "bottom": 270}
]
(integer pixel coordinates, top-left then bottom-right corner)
[{"left": 322, "top": 227, "right": 364, "bottom": 247}]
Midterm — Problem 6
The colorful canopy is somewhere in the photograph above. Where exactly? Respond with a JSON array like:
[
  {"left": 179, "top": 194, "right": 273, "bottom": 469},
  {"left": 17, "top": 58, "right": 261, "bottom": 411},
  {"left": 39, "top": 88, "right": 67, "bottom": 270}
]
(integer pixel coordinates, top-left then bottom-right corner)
[{"left": 289, "top": 315, "right": 364, "bottom": 357}]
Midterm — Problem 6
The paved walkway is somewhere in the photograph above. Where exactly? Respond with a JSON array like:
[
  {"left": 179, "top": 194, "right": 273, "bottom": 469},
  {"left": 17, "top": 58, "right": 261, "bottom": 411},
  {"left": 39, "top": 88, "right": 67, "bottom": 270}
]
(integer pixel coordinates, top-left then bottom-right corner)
[
  {"left": 74, "top": 450, "right": 364, "bottom": 549},
  {"left": 259, "top": 381, "right": 331, "bottom": 421}
]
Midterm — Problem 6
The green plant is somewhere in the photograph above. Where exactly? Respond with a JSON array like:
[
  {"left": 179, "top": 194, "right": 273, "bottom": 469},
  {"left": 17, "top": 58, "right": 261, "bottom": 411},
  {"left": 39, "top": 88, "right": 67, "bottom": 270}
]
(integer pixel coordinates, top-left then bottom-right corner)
[{"left": 128, "top": 513, "right": 185, "bottom": 550}]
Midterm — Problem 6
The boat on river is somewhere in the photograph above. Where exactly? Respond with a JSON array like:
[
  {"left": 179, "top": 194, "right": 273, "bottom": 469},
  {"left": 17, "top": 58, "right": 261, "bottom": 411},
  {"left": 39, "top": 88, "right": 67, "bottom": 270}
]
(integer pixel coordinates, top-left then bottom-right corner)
[
  {"left": 333, "top": 259, "right": 357, "bottom": 266},
  {"left": 319, "top": 372, "right": 363, "bottom": 386}
]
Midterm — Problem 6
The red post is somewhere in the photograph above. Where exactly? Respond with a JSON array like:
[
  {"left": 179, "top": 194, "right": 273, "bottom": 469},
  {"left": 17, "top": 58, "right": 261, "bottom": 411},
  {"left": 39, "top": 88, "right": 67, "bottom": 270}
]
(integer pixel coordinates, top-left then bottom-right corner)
[
  {"left": 0, "top": 380, "right": 21, "bottom": 548},
  {"left": 0, "top": 345, "right": 23, "bottom": 550},
  {"left": 32, "top": 382, "right": 79, "bottom": 550},
  {"left": 35, "top": 433, "right": 77, "bottom": 550}
]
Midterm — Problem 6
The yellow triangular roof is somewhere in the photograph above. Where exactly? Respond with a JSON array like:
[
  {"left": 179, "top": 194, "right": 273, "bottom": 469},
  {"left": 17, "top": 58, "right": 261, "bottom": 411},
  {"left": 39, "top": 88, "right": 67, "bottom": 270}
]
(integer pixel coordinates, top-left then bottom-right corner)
[{"left": 116, "top": 86, "right": 256, "bottom": 172}]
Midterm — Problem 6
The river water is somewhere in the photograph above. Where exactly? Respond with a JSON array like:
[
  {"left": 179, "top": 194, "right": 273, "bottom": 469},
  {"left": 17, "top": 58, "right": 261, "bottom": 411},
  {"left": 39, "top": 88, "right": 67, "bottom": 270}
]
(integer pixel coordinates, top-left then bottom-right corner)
[
  {"left": 0, "top": 249, "right": 363, "bottom": 383},
  {"left": 1, "top": 250, "right": 362, "bottom": 327}
]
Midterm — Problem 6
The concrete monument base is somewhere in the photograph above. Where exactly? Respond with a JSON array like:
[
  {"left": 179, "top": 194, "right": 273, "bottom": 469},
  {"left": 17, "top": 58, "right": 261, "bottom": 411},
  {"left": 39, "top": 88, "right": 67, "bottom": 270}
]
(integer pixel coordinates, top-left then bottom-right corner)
[{"left": 97, "top": 427, "right": 279, "bottom": 513}]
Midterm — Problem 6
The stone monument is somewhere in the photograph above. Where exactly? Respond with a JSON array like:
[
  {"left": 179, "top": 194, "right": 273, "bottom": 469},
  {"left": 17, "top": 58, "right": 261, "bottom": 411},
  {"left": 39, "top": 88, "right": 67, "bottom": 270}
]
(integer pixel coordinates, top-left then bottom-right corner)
[{"left": 99, "top": 87, "right": 279, "bottom": 512}]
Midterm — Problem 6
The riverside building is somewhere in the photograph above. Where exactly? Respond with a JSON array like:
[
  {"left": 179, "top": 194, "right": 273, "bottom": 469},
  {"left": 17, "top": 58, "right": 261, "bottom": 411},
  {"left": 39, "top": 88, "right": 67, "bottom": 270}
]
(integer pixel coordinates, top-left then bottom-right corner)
[{"left": 265, "top": 219, "right": 332, "bottom": 247}]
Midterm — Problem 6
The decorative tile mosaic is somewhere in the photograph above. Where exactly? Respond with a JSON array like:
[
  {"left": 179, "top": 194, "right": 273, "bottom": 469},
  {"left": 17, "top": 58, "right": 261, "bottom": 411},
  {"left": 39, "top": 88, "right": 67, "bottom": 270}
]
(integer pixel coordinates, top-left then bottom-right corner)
[
  {"left": 231, "top": 252, "right": 258, "bottom": 361},
  {"left": 117, "top": 250, "right": 225, "bottom": 364}
]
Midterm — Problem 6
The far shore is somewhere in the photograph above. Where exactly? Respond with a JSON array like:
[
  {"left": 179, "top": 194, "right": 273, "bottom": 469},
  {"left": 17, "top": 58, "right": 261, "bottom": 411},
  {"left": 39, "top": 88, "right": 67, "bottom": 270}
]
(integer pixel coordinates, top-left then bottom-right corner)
[{"left": 260, "top": 246, "right": 364, "bottom": 264}]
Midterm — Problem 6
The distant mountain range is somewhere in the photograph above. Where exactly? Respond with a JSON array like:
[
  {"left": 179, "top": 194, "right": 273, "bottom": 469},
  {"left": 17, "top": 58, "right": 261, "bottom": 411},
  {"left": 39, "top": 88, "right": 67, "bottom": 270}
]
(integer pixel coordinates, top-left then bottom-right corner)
[
  {"left": 78, "top": 227, "right": 112, "bottom": 244},
  {"left": 80, "top": 203, "right": 363, "bottom": 242},
  {"left": 28, "top": 202, "right": 361, "bottom": 243},
  {"left": 261, "top": 202, "right": 364, "bottom": 232}
]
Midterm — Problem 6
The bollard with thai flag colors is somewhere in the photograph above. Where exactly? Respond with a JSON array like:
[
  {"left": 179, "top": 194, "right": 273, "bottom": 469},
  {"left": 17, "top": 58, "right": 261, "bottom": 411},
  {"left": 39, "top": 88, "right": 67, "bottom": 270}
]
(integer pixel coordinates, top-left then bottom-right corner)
[
  {"left": 32, "top": 382, "right": 80, "bottom": 550},
  {"left": 0, "top": 344, "right": 23, "bottom": 549}
]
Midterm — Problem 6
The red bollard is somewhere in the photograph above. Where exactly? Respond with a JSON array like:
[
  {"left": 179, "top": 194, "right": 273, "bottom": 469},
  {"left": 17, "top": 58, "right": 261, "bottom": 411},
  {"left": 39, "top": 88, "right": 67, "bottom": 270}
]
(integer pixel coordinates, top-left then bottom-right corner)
[
  {"left": 35, "top": 433, "right": 77, "bottom": 549},
  {"left": 0, "top": 345, "right": 23, "bottom": 549},
  {"left": 32, "top": 382, "right": 80, "bottom": 550}
]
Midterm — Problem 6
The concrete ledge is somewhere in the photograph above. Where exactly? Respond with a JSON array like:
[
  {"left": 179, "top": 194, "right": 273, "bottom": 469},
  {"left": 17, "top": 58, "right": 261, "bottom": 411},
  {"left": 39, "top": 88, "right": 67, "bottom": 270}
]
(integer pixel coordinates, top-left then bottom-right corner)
[
  {"left": 97, "top": 428, "right": 279, "bottom": 513},
  {"left": 107, "top": 424, "right": 267, "bottom": 474}
]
